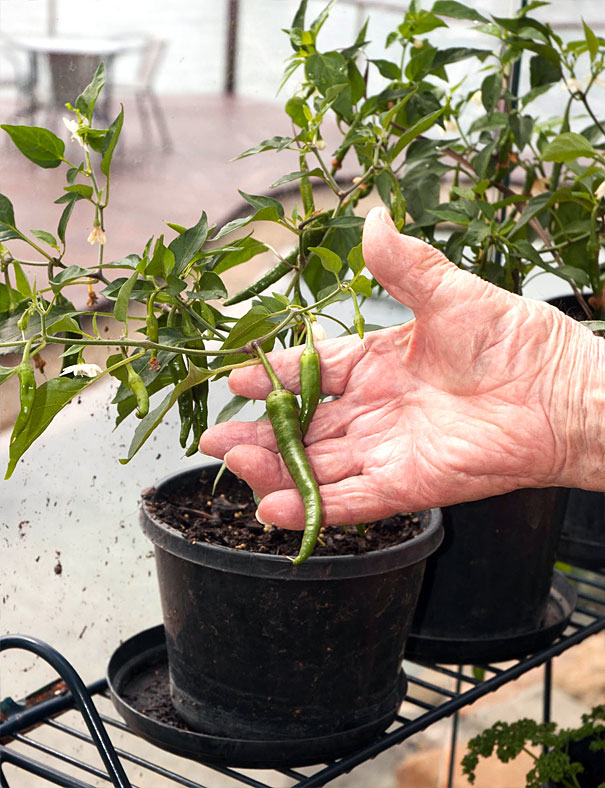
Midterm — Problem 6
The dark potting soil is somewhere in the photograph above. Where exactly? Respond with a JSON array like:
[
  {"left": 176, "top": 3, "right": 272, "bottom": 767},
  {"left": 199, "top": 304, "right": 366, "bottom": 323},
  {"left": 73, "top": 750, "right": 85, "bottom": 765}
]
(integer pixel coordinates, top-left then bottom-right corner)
[
  {"left": 122, "top": 661, "right": 192, "bottom": 730},
  {"left": 142, "top": 466, "right": 423, "bottom": 558}
]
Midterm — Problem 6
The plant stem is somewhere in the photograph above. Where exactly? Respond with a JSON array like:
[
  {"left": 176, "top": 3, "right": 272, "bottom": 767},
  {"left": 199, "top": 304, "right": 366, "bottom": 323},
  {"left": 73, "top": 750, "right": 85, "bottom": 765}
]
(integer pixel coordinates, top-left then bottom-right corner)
[{"left": 252, "top": 341, "right": 283, "bottom": 390}]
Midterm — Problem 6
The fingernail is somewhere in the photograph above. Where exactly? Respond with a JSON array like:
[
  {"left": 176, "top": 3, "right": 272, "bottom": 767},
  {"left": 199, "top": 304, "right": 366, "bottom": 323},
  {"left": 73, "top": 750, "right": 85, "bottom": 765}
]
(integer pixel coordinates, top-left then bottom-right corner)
[{"left": 255, "top": 508, "right": 270, "bottom": 526}]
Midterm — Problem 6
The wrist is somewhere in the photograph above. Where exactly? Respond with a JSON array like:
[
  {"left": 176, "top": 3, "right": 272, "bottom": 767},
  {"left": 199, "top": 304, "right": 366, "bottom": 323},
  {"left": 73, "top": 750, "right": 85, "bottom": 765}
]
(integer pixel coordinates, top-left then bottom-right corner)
[{"left": 556, "top": 321, "right": 605, "bottom": 491}]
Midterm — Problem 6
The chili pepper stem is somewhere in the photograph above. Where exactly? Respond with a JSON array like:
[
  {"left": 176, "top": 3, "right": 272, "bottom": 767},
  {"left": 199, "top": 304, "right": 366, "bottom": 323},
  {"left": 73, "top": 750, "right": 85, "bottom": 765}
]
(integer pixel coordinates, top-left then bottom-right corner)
[{"left": 252, "top": 342, "right": 283, "bottom": 391}]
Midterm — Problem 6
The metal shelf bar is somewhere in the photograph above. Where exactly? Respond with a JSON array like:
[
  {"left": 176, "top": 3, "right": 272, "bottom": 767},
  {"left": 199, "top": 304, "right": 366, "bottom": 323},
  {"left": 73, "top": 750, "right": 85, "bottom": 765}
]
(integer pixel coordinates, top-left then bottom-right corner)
[
  {"left": 0, "top": 746, "right": 99, "bottom": 788},
  {"left": 417, "top": 664, "right": 481, "bottom": 685},
  {"left": 1, "top": 570, "right": 603, "bottom": 788},
  {"left": 12, "top": 732, "right": 117, "bottom": 783},
  {"left": 44, "top": 720, "right": 212, "bottom": 788},
  {"left": 405, "top": 676, "right": 459, "bottom": 699}
]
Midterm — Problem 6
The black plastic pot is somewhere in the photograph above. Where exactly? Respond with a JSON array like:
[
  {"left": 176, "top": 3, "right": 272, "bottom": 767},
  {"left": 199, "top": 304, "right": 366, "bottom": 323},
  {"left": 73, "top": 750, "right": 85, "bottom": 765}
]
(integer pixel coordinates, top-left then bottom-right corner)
[
  {"left": 548, "top": 734, "right": 605, "bottom": 788},
  {"left": 136, "top": 464, "right": 443, "bottom": 763},
  {"left": 547, "top": 295, "right": 605, "bottom": 571},
  {"left": 407, "top": 487, "right": 575, "bottom": 663}
]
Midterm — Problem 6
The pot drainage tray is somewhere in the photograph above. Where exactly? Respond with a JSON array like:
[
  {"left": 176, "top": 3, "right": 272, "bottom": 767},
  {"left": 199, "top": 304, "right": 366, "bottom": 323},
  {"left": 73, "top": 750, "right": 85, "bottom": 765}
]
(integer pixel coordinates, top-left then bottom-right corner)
[
  {"left": 107, "top": 625, "right": 404, "bottom": 768},
  {"left": 405, "top": 571, "right": 577, "bottom": 665}
]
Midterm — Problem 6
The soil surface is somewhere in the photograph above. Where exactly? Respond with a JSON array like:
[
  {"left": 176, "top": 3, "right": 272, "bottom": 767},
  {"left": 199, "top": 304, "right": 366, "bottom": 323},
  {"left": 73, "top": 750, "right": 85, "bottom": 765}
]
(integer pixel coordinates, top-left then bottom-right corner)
[
  {"left": 142, "top": 467, "right": 423, "bottom": 558},
  {"left": 123, "top": 662, "right": 191, "bottom": 730}
]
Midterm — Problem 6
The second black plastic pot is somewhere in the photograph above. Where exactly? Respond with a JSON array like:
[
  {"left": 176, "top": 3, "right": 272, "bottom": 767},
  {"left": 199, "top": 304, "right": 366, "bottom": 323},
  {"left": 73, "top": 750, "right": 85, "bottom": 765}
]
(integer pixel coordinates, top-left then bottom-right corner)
[
  {"left": 407, "top": 487, "right": 572, "bottom": 663},
  {"left": 138, "top": 464, "right": 443, "bottom": 759}
]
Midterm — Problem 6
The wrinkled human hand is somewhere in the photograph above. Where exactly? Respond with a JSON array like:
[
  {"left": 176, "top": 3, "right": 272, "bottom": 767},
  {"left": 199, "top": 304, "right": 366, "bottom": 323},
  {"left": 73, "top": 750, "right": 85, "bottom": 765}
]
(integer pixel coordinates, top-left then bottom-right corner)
[{"left": 200, "top": 207, "right": 604, "bottom": 529}]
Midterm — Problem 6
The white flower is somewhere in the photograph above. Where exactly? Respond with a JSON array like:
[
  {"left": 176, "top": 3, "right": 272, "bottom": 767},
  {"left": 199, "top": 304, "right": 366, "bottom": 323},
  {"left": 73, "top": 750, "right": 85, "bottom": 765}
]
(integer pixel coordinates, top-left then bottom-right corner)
[
  {"left": 596, "top": 180, "right": 605, "bottom": 201},
  {"left": 311, "top": 322, "right": 327, "bottom": 342},
  {"left": 470, "top": 90, "right": 483, "bottom": 106},
  {"left": 444, "top": 118, "right": 458, "bottom": 134},
  {"left": 87, "top": 225, "right": 106, "bottom": 245},
  {"left": 315, "top": 139, "right": 326, "bottom": 150},
  {"left": 62, "top": 116, "right": 89, "bottom": 148},
  {"left": 60, "top": 363, "right": 103, "bottom": 378}
]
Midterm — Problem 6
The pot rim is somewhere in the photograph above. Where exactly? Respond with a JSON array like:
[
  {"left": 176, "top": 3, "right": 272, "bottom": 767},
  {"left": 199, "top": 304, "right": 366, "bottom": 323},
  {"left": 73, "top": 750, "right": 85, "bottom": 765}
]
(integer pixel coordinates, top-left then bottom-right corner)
[{"left": 140, "top": 463, "right": 443, "bottom": 580}]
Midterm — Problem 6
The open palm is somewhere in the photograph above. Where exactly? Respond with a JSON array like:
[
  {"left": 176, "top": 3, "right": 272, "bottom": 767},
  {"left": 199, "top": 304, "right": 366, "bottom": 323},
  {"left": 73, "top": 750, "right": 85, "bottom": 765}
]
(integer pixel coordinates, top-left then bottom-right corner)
[{"left": 200, "top": 208, "right": 593, "bottom": 528}]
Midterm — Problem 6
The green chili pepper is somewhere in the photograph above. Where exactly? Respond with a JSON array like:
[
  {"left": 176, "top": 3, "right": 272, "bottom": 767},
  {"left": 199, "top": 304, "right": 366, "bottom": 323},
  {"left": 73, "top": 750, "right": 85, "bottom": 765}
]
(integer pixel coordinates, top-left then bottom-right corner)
[
  {"left": 171, "top": 357, "right": 193, "bottom": 448},
  {"left": 255, "top": 344, "right": 322, "bottom": 565},
  {"left": 146, "top": 294, "right": 159, "bottom": 364},
  {"left": 299, "top": 318, "right": 321, "bottom": 438},
  {"left": 299, "top": 152, "right": 315, "bottom": 216},
  {"left": 126, "top": 363, "right": 149, "bottom": 419},
  {"left": 223, "top": 248, "right": 298, "bottom": 306},
  {"left": 11, "top": 354, "right": 36, "bottom": 446},
  {"left": 185, "top": 381, "right": 209, "bottom": 456}
]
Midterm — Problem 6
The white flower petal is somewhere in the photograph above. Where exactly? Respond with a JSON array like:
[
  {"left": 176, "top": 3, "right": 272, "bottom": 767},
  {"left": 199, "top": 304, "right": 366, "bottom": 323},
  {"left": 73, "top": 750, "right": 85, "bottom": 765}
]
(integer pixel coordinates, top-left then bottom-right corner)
[{"left": 60, "top": 363, "right": 103, "bottom": 378}]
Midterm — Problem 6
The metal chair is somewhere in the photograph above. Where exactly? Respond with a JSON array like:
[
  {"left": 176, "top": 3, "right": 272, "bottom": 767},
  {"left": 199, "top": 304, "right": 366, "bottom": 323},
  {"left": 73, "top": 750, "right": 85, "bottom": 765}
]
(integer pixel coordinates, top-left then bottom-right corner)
[{"left": 114, "top": 37, "right": 172, "bottom": 151}]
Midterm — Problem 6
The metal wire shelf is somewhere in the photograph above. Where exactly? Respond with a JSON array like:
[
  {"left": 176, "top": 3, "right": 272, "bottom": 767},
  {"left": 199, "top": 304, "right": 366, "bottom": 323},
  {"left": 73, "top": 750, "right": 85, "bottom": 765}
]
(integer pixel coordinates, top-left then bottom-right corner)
[{"left": 1, "top": 567, "right": 603, "bottom": 788}]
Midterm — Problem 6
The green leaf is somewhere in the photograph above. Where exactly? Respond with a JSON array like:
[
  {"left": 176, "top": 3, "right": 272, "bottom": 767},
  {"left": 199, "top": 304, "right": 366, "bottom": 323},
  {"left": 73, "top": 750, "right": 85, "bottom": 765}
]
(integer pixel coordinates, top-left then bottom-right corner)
[
  {"left": 0, "top": 282, "right": 23, "bottom": 313},
  {"left": 63, "top": 184, "right": 94, "bottom": 199},
  {"left": 0, "top": 363, "right": 19, "bottom": 386},
  {"left": 583, "top": 19, "right": 599, "bottom": 62},
  {"left": 305, "top": 51, "right": 352, "bottom": 118},
  {"left": 350, "top": 274, "right": 372, "bottom": 297},
  {"left": 347, "top": 243, "right": 365, "bottom": 275},
  {"left": 431, "top": 0, "right": 488, "bottom": 23},
  {"left": 388, "top": 106, "right": 446, "bottom": 162},
  {"left": 0, "top": 193, "right": 21, "bottom": 241},
  {"left": 509, "top": 193, "right": 550, "bottom": 234},
  {"left": 5, "top": 377, "right": 90, "bottom": 478},
  {"left": 49, "top": 265, "right": 91, "bottom": 290},
  {"left": 168, "top": 212, "right": 209, "bottom": 275},
  {"left": 31, "top": 229, "right": 60, "bottom": 249},
  {"left": 308, "top": 245, "right": 342, "bottom": 274},
  {"left": 213, "top": 237, "right": 269, "bottom": 274},
  {"left": 237, "top": 191, "right": 285, "bottom": 222},
  {"left": 120, "top": 364, "right": 214, "bottom": 463},
  {"left": 542, "top": 132, "right": 597, "bottom": 163},
  {"left": 114, "top": 271, "right": 138, "bottom": 322},
  {"left": 216, "top": 394, "right": 250, "bottom": 424},
  {"left": 165, "top": 274, "right": 187, "bottom": 296},
  {"left": 220, "top": 305, "right": 275, "bottom": 353},
  {"left": 371, "top": 59, "right": 401, "bottom": 80},
  {"left": 101, "top": 105, "right": 124, "bottom": 176},
  {"left": 12, "top": 262, "right": 32, "bottom": 297},
  {"left": 236, "top": 135, "right": 295, "bottom": 159},
  {"left": 285, "top": 97, "right": 309, "bottom": 129},
  {"left": 56, "top": 193, "right": 80, "bottom": 245},
  {"left": 187, "top": 272, "right": 228, "bottom": 301},
  {"left": 75, "top": 62, "right": 105, "bottom": 119},
  {"left": 510, "top": 114, "right": 534, "bottom": 152},
  {"left": 1, "top": 124, "right": 65, "bottom": 168},
  {"left": 529, "top": 53, "right": 562, "bottom": 88},
  {"left": 481, "top": 73, "right": 501, "bottom": 114},
  {"left": 270, "top": 168, "right": 324, "bottom": 188}
]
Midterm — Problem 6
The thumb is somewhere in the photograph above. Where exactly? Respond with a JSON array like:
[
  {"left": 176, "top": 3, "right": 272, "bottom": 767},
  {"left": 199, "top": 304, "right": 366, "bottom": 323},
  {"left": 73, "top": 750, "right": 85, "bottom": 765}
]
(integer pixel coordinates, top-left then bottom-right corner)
[{"left": 362, "top": 207, "right": 462, "bottom": 315}]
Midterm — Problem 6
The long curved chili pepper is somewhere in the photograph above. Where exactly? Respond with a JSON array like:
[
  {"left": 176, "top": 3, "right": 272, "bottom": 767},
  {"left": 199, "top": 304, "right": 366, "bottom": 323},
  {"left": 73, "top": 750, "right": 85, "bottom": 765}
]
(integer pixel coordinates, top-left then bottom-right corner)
[
  {"left": 146, "top": 293, "right": 159, "bottom": 365},
  {"left": 167, "top": 307, "right": 193, "bottom": 446},
  {"left": 298, "top": 317, "right": 321, "bottom": 438},
  {"left": 11, "top": 348, "right": 36, "bottom": 446},
  {"left": 126, "top": 363, "right": 149, "bottom": 419},
  {"left": 255, "top": 343, "right": 322, "bottom": 565},
  {"left": 185, "top": 381, "right": 209, "bottom": 456}
]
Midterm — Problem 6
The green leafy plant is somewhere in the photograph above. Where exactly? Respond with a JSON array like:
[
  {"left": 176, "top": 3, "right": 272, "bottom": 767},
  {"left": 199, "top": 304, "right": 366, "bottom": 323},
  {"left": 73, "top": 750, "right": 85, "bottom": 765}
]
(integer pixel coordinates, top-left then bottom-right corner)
[
  {"left": 462, "top": 705, "right": 605, "bottom": 788},
  {"left": 1, "top": 1, "right": 604, "bottom": 558}
]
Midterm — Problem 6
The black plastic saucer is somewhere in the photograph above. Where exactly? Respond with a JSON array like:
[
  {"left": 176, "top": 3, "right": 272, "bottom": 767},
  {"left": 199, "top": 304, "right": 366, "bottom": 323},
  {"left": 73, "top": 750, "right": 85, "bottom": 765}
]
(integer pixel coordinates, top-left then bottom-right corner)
[
  {"left": 404, "top": 571, "right": 577, "bottom": 665},
  {"left": 107, "top": 625, "right": 406, "bottom": 768}
]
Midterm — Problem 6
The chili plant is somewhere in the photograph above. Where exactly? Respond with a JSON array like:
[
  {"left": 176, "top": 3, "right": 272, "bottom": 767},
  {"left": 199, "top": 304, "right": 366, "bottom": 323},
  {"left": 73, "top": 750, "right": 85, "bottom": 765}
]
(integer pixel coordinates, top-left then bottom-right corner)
[{"left": 1, "top": 0, "right": 604, "bottom": 560}]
